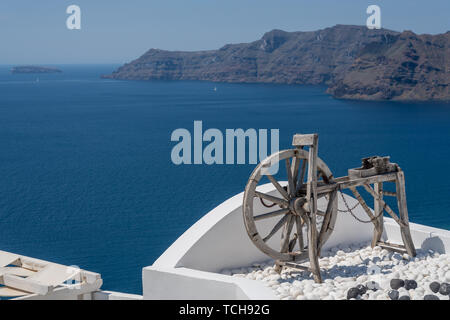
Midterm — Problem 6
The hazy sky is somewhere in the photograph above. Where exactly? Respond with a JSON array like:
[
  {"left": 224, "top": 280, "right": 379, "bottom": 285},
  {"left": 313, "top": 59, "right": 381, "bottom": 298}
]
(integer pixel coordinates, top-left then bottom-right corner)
[{"left": 1, "top": 0, "right": 449, "bottom": 64}]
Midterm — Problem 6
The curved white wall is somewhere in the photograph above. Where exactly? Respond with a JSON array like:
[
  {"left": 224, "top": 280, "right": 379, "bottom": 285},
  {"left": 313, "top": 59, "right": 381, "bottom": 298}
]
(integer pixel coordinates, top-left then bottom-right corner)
[{"left": 144, "top": 183, "right": 450, "bottom": 299}]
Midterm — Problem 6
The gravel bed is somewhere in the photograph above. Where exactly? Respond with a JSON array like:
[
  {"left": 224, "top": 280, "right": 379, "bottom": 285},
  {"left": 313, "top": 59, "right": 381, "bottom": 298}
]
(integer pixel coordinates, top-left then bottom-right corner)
[{"left": 221, "top": 242, "right": 450, "bottom": 300}]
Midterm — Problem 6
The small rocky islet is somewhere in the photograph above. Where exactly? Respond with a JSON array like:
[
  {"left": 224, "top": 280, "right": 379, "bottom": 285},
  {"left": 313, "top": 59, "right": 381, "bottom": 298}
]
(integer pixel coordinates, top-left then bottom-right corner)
[
  {"left": 11, "top": 66, "right": 62, "bottom": 74},
  {"left": 221, "top": 242, "right": 450, "bottom": 300}
]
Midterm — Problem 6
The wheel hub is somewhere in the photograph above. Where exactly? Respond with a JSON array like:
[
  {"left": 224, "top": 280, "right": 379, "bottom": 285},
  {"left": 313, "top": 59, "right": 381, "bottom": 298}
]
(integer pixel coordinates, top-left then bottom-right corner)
[{"left": 290, "top": 197, "right": 308, "bottom": 216}]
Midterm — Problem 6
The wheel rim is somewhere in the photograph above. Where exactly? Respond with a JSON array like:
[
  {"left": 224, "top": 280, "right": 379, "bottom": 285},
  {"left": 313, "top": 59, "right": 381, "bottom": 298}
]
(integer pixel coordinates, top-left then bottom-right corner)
[{"left": 243, "top": 148, "right": 338, "bottom": 262}]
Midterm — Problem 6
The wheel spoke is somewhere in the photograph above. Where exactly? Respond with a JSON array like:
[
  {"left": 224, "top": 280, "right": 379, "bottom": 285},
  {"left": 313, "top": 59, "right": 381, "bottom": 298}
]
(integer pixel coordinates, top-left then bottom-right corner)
[
  {"left": 295, "top": 216, "right": 304, "bottom": 251},
  {"left": 288, "top": 235, "right": 297, "bottom": 252},
  {"left": 255, "top": 191, "right": 289, "bottom": 207},
  {"left": 285, "top": 159, "right": 295, "bottom": 197},
  {"left": 254, "top": 208, "right": 290, "bottom": 221},
  {"left": 263, "top": 215, "right": 288, "bottom": 242},
  {"left": 281, "top": 215, "right": 295, "bottom": 253},
  {"left": 267, "top": 175, "right": 289, "bottom": 200},
  {"left": 316, "top": 209, "right": 326, "bottom": 216},
  {"left": 296, "top": 159, "right": 307, "bottom": 194},
  {"left": 291, "top": 156, "right": 301, "bottom": 189}
]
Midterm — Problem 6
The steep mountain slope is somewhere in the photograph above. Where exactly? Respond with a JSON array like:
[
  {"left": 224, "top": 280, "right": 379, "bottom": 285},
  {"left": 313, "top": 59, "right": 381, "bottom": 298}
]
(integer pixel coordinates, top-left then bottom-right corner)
[{"left": 104, "top": 25, "right": 449, "bottom": 101}]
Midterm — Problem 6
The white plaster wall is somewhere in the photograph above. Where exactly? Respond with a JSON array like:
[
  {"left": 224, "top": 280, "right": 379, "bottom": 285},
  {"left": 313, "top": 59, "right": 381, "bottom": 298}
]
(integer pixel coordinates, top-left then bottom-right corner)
[
  {"left": 144, "top": 183, "right": 450, "bottom": 300},
  {"left": 143, "top": 266, "right": 276, "bottom": 300}
]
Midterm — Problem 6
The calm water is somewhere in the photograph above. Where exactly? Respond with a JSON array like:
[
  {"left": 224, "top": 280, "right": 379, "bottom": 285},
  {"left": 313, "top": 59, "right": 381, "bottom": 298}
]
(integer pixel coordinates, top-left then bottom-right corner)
[{"left": 0, "top": 65, "right": 449, "bottom": 293}]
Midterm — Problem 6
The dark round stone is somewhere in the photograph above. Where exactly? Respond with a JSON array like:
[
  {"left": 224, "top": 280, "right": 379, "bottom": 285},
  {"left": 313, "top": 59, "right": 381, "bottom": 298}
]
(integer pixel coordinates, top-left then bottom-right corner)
[
  {"left": 388, "top": 290, "right": 399, "bottom": 300},
  {"left": 390, "top": 279, "right": 405, "bottom": 290},
  {"left": 439, "top": 283, "right": 450, "bottom": 295},
  {"left": 404, "top": 279, "right": 417, "bottom": 290},
  {"left": 356, "top": 284, "right": 367, "bottom": 295},
  {"left": 424, "top": 294, "right": 440, "bottom": 300},
  {"left": 347, "top": 287, "right": 360, "bottom": 300},
  {"left": 430, "top": 281, "right": 440, "bottom": 293},
  {"left": 398, "top": 295, "right": 410, "bottom": 300}
]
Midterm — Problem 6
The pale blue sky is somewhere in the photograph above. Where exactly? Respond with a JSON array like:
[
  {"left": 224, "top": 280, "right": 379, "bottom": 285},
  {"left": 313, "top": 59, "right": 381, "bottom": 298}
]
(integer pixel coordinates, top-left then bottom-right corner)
[{"left": 1, "top": 0, "right": 449, "bottom": 64}]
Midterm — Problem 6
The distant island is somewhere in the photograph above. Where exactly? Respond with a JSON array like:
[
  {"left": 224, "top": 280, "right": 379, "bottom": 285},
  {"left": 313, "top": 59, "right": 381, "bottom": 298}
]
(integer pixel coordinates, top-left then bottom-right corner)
[
  {"left": 103, "top": 25, "right": 449, "bottom": 102},
  {"left": 11, "top": 66, "right": 62, "bottom": 74}
]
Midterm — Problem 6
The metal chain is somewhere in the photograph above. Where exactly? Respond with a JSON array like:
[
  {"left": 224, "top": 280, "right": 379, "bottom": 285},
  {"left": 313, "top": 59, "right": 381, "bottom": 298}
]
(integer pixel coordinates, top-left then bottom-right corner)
[
  {"left": 337, "top": 193, "right": 361, "bottom": 213},
  {"left": 338, "top": 191, "right": 384, "bottom": 224},
  {"left": 259, "top": 197, "right": 277, "bottom": 208}
]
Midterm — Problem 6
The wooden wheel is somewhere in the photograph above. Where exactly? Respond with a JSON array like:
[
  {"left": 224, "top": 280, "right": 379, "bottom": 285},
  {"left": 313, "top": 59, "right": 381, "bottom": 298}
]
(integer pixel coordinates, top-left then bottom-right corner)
[{"left": 243, "top": 148, "right": 338, "bottom": 263}]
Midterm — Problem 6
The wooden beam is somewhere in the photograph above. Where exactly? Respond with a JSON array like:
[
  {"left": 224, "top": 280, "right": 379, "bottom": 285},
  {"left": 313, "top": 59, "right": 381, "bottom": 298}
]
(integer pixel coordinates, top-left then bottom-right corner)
[
  {"left": 349, "top": 187, "right": 379, "bottom": 229},
  {"left": 316, "top": 172, "right": 398, "bottom": 195},
  {"left": 372, "top": 182, "right": 384, "bottom": 247},
  {"left": 1, "top": 274, "right": 52, "bottom": 295},
  {"left": 362, "top": 184, "right": 408, "bottom": 227},
  {"left": 395, "top": 171, "right": 416, "bottom": 257},
  {"left": 318, "top": 189, "right": 338, "bottom": 253},
  {"left": 292, "top": 134, "right": 318, "bottom": 147},
  {"left": 306, "top": 137, "right": 322, "bottom": 283}
]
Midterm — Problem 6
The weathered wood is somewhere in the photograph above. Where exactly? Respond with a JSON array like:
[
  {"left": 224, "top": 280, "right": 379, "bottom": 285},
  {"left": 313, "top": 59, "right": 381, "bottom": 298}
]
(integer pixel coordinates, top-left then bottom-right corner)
[
  {"left": 0, "top": 267, "right": 36, "bottom": 277},
  {"left": 278, "top": 261, "right": 311, "bottom": 271},
  {"left": 362, "top": 184, "right": 408, "bottom": 227},
  {"left": 242, "top": 134, "right": 416, "bottom": 284},
  {"left": 372, "top": 182, "right": 384, "bottom": 247},
  {"left": 243, "top": 148, "right": 335, "bottom": 264},
  {"left": 296, "top": 159, "right": 307, "bottom": 194},
  {"left": 254, "top": 208, "right": 290, "bottom": 221},
  {"left": 0, "top": 286, "right": 29, "bottom": 297},
  {"left": 0, "top": 251, "right": 20, "bottom": 268},
  {"left": 306, "top": 136, "right": 322, "bottom": 283},
  {"left": 318, "top": 189, "right": 338, "bottom": 254},
  {"left": 254, "top": 191, "right": 289, "bottom": 207},
  {"left": 281, "top": 215, "right": 295, "bottom": 253},
  {"left": 292, "top": 134, "right": 318, "bottom": 147},
  {"left": 291, "top": 156, "right": 301, "bottom": 190},
  {"left": 285, "top": 158, "right": 295, "bottom": 197},
  {"left": 377, "top": 242, "right": 407, "bottom": 254},
  {"left": 267, "top": 174, "right": 290, "bottom": 200},
  {"left": 382, "top": 190, "right": 397, "bottom": 197},
  {"left": 349, "top": 187, "right": 380, "bottom": 230},
  {"left": 1, "top": 274, "right": 52, "bottom": 295},
  {"left": 316, "top": 172, "right": 398, "bottom": 195},
  {"left": 295, "top": 216, "right": 304, "bottom": 252},
  {"left": 377, "top": 241, "right": 406, "bottom": 249},
  {"left": 395, "top": 171, "right": 416, "bottom": 257},
  {"left": 263, "top": 215, "right": 289, "bottom": 242}
]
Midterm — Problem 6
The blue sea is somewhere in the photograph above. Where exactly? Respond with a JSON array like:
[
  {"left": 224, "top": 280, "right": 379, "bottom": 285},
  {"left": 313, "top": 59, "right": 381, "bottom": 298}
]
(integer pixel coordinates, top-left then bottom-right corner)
[{"left": 0, "top": 65, "right": 449, "bottom": 294}]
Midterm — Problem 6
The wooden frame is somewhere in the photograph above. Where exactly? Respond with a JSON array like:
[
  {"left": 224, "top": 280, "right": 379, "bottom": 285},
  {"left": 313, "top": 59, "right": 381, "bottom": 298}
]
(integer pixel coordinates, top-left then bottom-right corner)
[
  {"left": 0, "top": 250, "right": 102, "bottom": 299},
  {"left": 243, "top": 134, "right": 416, "bottom": 283}
]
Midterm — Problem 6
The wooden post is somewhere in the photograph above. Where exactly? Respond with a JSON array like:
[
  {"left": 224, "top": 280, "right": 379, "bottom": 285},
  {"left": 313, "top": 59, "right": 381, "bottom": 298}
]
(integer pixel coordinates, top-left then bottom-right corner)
[
  {"left": 317, "top": 188, "right": 337, "bottom": 256},
  {"left": 372, "top": 182, "right": 384, "bottom": 247},
  {"left": 306, "top": 135, "right": 322, "bottom": 283},
  {"left": 395, "top": 171, "right": 416, "bottom": 257}
]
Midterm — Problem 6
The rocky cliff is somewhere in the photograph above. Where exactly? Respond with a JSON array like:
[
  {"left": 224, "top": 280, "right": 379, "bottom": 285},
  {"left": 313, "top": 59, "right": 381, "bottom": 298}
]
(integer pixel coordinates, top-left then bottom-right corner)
[
  {"left": 104, "top": 25, "right": 449, "bottom": 102},
  {"left": 327, "top": 31, "right": 449, "bottom": 101}
]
